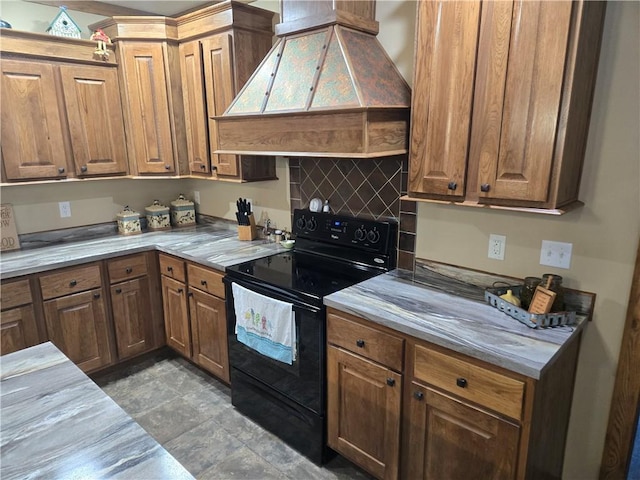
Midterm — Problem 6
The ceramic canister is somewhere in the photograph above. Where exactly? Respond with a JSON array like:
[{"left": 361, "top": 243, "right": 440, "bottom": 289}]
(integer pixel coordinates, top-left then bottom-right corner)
[
  {"left": 145, "top": 200, "right": 171, "bottom": 231},
  {"left": 116, "top": 206, "right": 141, "bottom": 235},
  {"left": 170, "top": 194, "right": 196, "bottom": 227}
]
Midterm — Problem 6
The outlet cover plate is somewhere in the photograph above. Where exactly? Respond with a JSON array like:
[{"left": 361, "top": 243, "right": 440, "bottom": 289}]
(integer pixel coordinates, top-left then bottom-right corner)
[
  {"left": 488, "top": 234, "right": 506, "bottom": 260},
  {"left": 540, "top": 240, "right": 573, "bottom": 269},
  {"left": 58, "top": 201, "right": 71, "bottom": 218}
]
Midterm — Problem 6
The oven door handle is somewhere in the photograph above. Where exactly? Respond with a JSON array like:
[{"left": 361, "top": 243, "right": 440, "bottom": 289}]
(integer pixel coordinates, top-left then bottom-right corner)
[{"left": 225, "top": 276, "right": 323, "bottom": 314}]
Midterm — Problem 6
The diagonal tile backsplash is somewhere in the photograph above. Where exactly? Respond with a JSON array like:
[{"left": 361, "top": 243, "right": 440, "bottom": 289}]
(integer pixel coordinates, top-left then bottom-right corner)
[{"left": 289, "top": 156, "right": 416, "bottom": 271}]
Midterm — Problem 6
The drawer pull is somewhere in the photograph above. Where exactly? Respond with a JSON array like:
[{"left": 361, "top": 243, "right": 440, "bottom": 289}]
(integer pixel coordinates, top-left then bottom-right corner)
[
  {"left": 414, "top": 391, "right": 424, "bottom": 401},
  {"left": 93, "top": 293, "right": 101, "bottom": 299},
  {"left": 386, "top": 378, "right": 395, "bottom": 387},
  {"left": 456, "top": 377, "right": 468, "bottom": 388},
  {"left": 115, "top": 288, "right": 122, "bottom": 294},
  {"left": 188, "top": 292, "right": 193, "bottom": 297},
  {"left": 201, "top": 280, "right": 207, "bottom": 286},
  {"left": 126, "top": 267, "right": 133, "bottom": 274},
  {"left": 69, "top": 280, "right": 77, "bottom": 287},
  {"left": 167, "top": 266, "right": 173, "bottom": 272},
  {"left": 356, "top": 339, "right": 365, "bottom": 348}
]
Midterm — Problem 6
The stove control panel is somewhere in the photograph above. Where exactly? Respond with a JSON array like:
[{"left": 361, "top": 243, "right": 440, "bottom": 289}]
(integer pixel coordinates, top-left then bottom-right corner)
[{"left": 293, "top": 209, "right": 397, "bottom": 254}]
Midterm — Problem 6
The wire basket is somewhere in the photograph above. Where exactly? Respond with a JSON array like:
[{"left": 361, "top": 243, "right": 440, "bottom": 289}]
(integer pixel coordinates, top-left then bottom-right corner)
[{"left": 485, "top": 285, "right": 576, "bottom": 329}]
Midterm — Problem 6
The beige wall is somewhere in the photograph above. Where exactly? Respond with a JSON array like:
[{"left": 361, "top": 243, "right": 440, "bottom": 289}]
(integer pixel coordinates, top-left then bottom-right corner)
[{"left": 2, "top": 1, "right": 639, "bottom": 478}]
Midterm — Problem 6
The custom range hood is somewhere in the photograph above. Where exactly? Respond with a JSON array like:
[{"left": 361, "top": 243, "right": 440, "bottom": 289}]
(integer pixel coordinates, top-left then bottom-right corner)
[{"left": 215, "top": 0, "right": 411, "bottom": 158}]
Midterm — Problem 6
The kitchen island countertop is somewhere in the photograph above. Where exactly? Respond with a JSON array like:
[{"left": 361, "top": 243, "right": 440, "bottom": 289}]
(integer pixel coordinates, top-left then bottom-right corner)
[
  {"left": 0, "top": 223, "right": 282, "bottom": 280},
  {"left": 0, "top": 342, "right": 195, "bottom": 480},
  {"left": 324, "top": 267, "right": 588, "bottom": 380}
]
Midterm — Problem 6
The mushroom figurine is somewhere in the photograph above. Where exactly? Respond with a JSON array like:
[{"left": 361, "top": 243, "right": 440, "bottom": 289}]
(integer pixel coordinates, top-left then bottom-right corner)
[{"left": 90, "top": 28, "right": 111, "bottom": 59}]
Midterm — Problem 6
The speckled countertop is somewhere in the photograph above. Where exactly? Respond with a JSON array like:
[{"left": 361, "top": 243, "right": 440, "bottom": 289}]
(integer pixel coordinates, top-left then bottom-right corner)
[
  {"left": 324, "top": 266, "right": 589, "bottom": 380},
  {"left": 0, "top": 224, "right": 282, "bottom": 280},
  {"left": 0, "top": 342, "right": 194, "bottom": 480}
]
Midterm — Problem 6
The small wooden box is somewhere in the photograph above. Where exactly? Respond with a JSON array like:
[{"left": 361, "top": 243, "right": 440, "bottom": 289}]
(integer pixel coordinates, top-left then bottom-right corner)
[{"left": 238, "top": 214, "right": 256, "bottom": 241}]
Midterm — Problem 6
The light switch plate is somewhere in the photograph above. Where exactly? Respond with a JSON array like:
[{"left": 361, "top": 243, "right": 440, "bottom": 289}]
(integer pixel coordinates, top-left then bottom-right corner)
[{"left": 540, "top": 240, "right": 573, "bottom": 269}]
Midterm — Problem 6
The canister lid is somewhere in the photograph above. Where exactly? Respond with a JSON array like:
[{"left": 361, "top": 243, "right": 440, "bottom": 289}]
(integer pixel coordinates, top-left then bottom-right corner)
[
  {"left": 171, "top": 194, "right": 194, "bottom": 208},
  {"left": 116, "top": 206, "right": 140, "bottom": 220},
  {"left": 145, "top": 199, "right": 169, "bottom": 214}
]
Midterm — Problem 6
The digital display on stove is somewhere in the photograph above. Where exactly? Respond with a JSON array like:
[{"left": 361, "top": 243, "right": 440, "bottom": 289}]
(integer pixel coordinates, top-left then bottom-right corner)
[{"left": 333, "top": 220, "right": 342, "bottom": 227}]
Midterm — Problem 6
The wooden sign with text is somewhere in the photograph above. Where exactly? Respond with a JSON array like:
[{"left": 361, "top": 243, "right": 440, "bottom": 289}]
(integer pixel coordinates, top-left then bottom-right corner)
[{"left": 1, "top": 204, "right": 21, "bottom": 251}]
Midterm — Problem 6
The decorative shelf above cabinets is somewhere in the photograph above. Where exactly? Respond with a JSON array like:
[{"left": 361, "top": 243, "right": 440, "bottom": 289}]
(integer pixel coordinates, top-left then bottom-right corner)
[{"left": 407, "top": 0, "right": 606, "bottom": 213}]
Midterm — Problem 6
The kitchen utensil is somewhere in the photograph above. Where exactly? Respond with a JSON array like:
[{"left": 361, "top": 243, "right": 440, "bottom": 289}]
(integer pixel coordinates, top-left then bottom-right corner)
[
  {"left": 145, "top": 200, "right": 171, "bottom": 231},
  {"left": 116, "top": 206, "right": 141, "bottom": 235},
  {"left": 309, "top": 198, "right": 322, "bottom": 212}
]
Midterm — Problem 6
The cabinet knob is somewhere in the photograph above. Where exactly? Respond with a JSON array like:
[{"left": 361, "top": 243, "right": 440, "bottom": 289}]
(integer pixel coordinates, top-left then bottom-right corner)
[
  {"left": 93, "top": 293, "right": 101, "bottom": 299},
  {"left": 212, "top": 165, "right": 217, "bottom": 171},
  {"left": 456, "top": 377, "right": 468, "bottom": 388},
  {"left": 200, "top": 165, "right": 206, "bottom": 170},
  {"left": 165, "top": 164, "right": 171, "bottom": 170},
  {"left": 480, "top": 184, "right": 491, "bottom": 193},
  {"left": 167, "top": 266, "right": 173, "bottom": 272},
  {"left": 58, "top": 167, "right": 65, "bottom": 174},
  {"left": 80, "top": 165, "right": 88, "bottom": 173},
  {"left": 126, "top": 267, "right": 133, "bottom": 274},
  {"left": 386, "top": 378, "right": 396, "bottom": 387},
  {"left": 115, "top": 288, "right": 122, "bottom": 294},
  {"left": 201, "top": 279, "right": 207, "bottom": 286},
  {"left": 69, "top": 280, "right": 77, "bottom": 287},
  {"left": 447, "top": 181, "right": 457, "bottom": 191},
  {"left": 356, "top": 339, "right": 365, "bottom": 348},
  {"left": 188, "top": 292, "right": 193, "bottom": 297},
  {"left": 414, "top": 391, "right": 424, "bottom": 401},
  {"left": 177, "top": 288, "right": 184, "bottom": 294}
]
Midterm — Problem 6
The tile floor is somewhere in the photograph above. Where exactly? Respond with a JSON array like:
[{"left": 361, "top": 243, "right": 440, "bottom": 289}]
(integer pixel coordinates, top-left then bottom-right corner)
[{"left": 92, "top": 351, "right": 373, "bottom": 480}]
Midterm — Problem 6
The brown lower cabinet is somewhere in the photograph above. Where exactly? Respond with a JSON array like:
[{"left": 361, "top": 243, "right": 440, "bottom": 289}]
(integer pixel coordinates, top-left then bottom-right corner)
[
  {"left": 0, "top": 278, "right": 42, "bottom": 355},
  {"left": 159, "top": 254, "right": 229, "bottom": 383},
  {"left": 327, "top": 307, "right": 582, "bottom": 480}
]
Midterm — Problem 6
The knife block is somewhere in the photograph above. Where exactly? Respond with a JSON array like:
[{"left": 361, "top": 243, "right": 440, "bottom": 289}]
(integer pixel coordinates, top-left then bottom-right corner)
[{"left": 237, "top": 214, "right": 256, "bottom": 241}]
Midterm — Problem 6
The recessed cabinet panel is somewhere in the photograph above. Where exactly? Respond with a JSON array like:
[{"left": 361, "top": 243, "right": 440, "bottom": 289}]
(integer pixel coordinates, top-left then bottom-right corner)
[
  {"left": 203, "top": 34, "right": 239, "bottom": 177},
  {"left": 111, "top": 277, "right": 155, "bottom": 360},
  {"left": 408, "top": 0, "right": 481, "bottom": 198},
  {"left": 161, "top": 274, "right": 191, "bottom": 357},
  {"left": 119, "top": 43, "right": 175, "bottom": 175},
  {"left": 0, "top": 59, "right": 68, "bottom": 180},
  {"left": 1, "top": 305, "right": 40, "bottom": 355},
  {"left": 189, "top": 289, "right": 229, "bottom": 382},
  {"left": 59, "top": 65, "right": 128, "bottom": 177}
]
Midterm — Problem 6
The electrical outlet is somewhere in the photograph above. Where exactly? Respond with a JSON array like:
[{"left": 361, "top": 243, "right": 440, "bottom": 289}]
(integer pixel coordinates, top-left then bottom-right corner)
[
  {"left": 193, "top": 191, "right": 200, "bottom": 204},
  {"left": 58, "top": 201, "right": 71, "bottom": 218},
  {"left": 488, "top": 234, "right": 506, "bottom": 260},
  {"left": 540, "top": 240, "right": 573, "bottom": 269}
]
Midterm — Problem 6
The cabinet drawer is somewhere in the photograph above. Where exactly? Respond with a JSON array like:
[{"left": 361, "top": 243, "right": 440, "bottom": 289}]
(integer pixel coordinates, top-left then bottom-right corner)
[
  {"left": 1, "top": 279, "right": 32, "bottom": 310},
  {"left": 40, "top": 265, "right": 102, "bottom": 301},
  {"left": 413, "top": 344, "right": 524, "bottom": 420},
  {"left": 108, "top": 254, "right": 148, "bottom": 283},
  {"left": 159, "top": 254, "right": 186, "bottom": 282},
  {"left": 187, "top": 263, "right": 225, "bottom": 299},
  {"left": 327, "top": 311, "right": 404, "bottom": 371}
]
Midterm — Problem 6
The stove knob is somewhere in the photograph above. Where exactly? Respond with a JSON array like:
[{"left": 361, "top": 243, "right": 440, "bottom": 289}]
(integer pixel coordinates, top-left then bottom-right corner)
[
  {"left": 296, "top": 217, "right": 306, "bottom": 230},
  {"left": 367, "top": 229, "right": 380, "bottom": 243},
  {"left": 354, "top": 227, "right": 366, "bottom": 241},
  {"left": 307, "top": 217, "right": 317, "bottom": 231}
]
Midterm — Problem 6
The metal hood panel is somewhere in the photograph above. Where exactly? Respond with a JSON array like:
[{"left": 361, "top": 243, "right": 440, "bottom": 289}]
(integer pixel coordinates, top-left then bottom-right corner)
[{"left": 215, "top": 3, "right": 410, "bottom": 158}]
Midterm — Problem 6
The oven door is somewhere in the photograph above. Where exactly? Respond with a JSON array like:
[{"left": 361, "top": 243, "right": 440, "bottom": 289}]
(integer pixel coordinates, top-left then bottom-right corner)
[{"left": 224, "top": 276, "right": 325, "bottom": 415}]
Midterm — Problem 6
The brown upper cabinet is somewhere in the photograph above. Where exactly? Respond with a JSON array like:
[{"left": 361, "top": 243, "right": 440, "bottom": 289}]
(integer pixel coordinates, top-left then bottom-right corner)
[
  {"left": 91, "top": 17, "right": 189, "bottom": 176},
  {"left": 176, "top": 2, "right": 277, "bottom": 182},
  {"left": 0, "top": 31, "right": 127, "bottom": 181},
  {"left": 408, "top": 0, "right": 606, "bottom": 213}
]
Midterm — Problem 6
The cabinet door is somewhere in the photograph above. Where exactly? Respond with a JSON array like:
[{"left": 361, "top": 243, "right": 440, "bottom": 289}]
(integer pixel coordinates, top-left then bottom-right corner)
[
  {"left": 119, "top": 42, "right": 175, "bottom": 175},
  {"left": 1, "top": 305, "right": 40, "bottom": 355},
  {"left": 327, "top": 345, "right": 401, "bottom": 480},
  {"left": 43, "top": 289, "right": 112, "bottom": 372},
  {"left": 161, "top": 275, "right": 191, "bottom": 357},
  {"left": 407, "top": 382, "right": 519, "bottom": 480},
  {"left": 408, "top": 1, "right": 481, "bottom": 198},
  {"left": 180, "top": 40, "right": 210, "bottom": 175},
  {"left": 111, "top": 277, "right": 155, "bottom": 360},
  {"left": 0, "top": 59, "right": 68, "bottom": 180},
  {"left": 202, "top": 34, "right": 239, "bottom": 177},
  {"left": 471, "top": 0, "right": 573, "bottom": 202},
  {"left": 59, "top": 64, "right": 128, "bottom": 177},
  {"left": 189, "top": 288, "right": 229, "bottom": 383}
]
